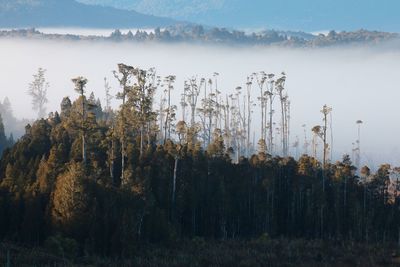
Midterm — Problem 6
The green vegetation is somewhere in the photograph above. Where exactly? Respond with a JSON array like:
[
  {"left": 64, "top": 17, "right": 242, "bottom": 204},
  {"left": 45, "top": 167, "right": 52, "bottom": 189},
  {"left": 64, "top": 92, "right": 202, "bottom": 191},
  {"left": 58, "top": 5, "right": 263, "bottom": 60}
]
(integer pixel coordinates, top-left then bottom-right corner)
[
  {"left": 0, "top": 28, "right": 398, "bottom": 47},
  {"left": 1, "top": 64, "right": 400, "bottom": 265}
]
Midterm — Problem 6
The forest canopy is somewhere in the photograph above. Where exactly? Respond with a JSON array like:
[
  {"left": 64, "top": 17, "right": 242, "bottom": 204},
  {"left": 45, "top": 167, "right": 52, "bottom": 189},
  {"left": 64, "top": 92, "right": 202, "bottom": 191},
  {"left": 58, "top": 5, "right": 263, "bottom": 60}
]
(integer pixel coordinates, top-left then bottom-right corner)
[{"left": 0, "top": 64, "right": 400, "bottom": 262}]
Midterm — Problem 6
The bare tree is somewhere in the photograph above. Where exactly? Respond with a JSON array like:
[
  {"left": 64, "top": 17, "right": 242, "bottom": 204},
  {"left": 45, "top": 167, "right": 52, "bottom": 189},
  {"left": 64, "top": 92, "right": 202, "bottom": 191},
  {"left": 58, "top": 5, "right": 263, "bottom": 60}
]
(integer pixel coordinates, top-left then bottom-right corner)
[
  {"left": 255, "top": 72, "right": 267, "bottom": 142},
  {"left": 302, "top": 124, "right": 309, "bottom": 155},
  {"left": 180, "top": 91, "right": 188, "bottom": 122},
  {"left": 276, "top": 73, "right": 288, "bottom": 156},
  {"left": 312, "top": 104, "right": 332, "bottom": 192},
  {"left": 28, "top": 68, "right": 49, "bottom": 118},
  {"left": 312, "top": 126, "right": 319, "bottom": 159},
  {"left": 103, "top": 77, "right": 113, "bottom": 121},
  {"left": 212, "top": 72, "right": 221, "bottom": 130},
  {"left": 321, "top": 105, "right": 332, "bottom": 169},
  {"left": 185, "top": 77, "right": 203, "bottom": 144},
  {"left": 266, "top": 74, "right": 276, "bottom": 154},
  {"left": 246, "top": 76, "right": 254, "bottom": 156},
  {"left": 293, "top": 136, "right": 300, "bottom": 159},
  {"left": 221, "top": 95, "right": 231, "bottom": 150},
  {"left": 158, "top": 93, "right": 167, "bottom": 142},
  {"left": 228, "top": 89, "right": 246, "bottom": 162},
  {"left": 163, "top": 75, "right": 177, "bottom": 143},
  {"left": 355, "top": 120, "right": 363, "bottom": 171},
  {"left": 102, "top": 77, "right": 116, "bottom": 182}
]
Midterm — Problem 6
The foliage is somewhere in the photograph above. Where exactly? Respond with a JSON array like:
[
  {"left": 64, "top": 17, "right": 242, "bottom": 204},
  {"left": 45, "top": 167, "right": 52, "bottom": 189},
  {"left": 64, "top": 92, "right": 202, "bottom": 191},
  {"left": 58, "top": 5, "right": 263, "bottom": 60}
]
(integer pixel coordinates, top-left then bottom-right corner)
[
  {"left": 0, "top": 64, "right": 400, "bottom": 262},
  {"left": 1, "top": 28, "right": 398, "bottom": 48}
]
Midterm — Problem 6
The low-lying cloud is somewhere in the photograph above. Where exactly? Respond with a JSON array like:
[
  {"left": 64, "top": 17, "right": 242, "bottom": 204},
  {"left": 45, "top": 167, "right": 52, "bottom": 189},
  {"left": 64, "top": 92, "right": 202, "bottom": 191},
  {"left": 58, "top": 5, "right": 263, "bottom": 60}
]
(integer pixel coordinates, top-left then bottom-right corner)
[{"left": 0, "top": 37, "right": 399, "bottom": 168}]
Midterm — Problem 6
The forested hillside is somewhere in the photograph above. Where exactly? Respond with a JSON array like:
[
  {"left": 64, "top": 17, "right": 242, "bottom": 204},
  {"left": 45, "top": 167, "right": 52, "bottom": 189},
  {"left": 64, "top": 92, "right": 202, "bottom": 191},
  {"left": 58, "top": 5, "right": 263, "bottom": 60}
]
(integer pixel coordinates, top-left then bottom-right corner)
[
  {"left": 1, "top": 64, "right": 400, "bottom": 266},
  {"left": 0, "top": 0, "right": 175, "bottom": 28},
  {"left": 1, "top": 28, "right": 397, "bottom": 48},
  {"left": 77, "top": 0, "right": 400, "bottom": 32}
]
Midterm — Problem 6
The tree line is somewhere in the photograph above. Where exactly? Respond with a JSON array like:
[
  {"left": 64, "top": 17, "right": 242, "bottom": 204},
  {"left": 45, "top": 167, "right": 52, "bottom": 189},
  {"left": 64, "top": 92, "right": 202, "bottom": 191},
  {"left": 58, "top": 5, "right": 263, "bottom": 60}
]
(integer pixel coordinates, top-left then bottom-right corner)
[
  {"left": 1, "top": 27, "right": 398, "bottom": 48},
  {"left": 0, "top": 64, "right": 399, "bottom": 258}
]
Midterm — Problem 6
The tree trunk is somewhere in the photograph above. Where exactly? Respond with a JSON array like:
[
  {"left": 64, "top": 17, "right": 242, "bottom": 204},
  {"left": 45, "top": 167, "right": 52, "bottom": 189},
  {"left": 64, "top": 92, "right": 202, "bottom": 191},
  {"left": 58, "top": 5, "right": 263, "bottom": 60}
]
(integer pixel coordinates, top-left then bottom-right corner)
[
  {"left": 82, "top": 134, "right": 86, "bottom": 164},
  {"left": 110, "top": 137, "right": 115, "bottom": 184},
  {"left": 269, "top": 96, "right": 273, "bottom": 155},
  {"left": 81, "top": 92, "right": 86, "bottom": 165},
  {"left": 140, "top": 126, "right": 144, "bottom": 156},
  {"left": 121, "top": 140, "right": 125, "bottom": 184},
  {"left": 172, "top": 156, "right": 178, "bottom": 215}
]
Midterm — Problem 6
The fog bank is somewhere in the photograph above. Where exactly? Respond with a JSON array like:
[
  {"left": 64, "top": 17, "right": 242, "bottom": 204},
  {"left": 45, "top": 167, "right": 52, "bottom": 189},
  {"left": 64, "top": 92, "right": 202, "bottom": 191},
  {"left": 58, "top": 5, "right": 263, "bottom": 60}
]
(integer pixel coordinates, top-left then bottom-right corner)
[{"left": 0, "top": 38, "right": 399, "bottom": 168}]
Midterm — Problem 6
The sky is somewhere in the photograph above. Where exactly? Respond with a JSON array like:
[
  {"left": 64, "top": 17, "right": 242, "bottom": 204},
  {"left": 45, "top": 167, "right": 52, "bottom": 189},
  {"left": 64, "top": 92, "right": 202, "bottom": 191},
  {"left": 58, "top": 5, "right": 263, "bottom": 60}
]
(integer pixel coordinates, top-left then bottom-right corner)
[{"left": 0, "top": 38, "right": 400, "bottom": 169}]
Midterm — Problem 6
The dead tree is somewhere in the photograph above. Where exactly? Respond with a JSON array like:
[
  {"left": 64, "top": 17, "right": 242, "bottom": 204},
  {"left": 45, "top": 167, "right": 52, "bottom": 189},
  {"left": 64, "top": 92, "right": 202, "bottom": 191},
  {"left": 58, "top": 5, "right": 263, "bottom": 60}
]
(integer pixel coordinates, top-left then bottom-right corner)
[
  {"left": 355, "top": 120, "right": 363, "bottom": 171},
  {"left": 266, "top": 74, "right": 276, "bottom": 154},
  {"left": 276, "top": 73, "right": 288, "bottom": 156},
  {"left": 163, "top": 75, "right": 177, "bottom": 143},
  {"left": 28, "top": 68, "right": 49, "bottom": 118},
  {"left": 103, "top": 77, "right": 113, "bottom": 123},
  {"left": 246, "top": 76, "right": 254, "bottom": 156},
  {"left": 302, "top": 124, "right": 309, "bottom": 155},
  {"left": 312, "top": 104, "right": 332, "bottom": 191},
  {"left": 255, "top": 72, "right": 268, "bottom": 142}
]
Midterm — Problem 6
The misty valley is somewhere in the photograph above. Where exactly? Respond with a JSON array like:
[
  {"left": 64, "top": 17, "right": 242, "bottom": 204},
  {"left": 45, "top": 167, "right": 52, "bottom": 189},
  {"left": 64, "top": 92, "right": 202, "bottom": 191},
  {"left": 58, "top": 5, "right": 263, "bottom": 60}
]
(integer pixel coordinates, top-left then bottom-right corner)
[{"left": 1, "top": 0, "right": 400, "bottom": 266}]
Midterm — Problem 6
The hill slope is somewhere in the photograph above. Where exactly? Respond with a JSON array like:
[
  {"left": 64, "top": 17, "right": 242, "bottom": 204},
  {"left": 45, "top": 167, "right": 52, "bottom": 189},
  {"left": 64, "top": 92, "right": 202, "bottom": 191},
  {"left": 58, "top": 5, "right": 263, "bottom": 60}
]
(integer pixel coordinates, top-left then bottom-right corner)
[
  {"left": 0, "top": 0, "right": 175, "bottom": 28},
  {"left": 77, "top": 0, "right": 400, "bottom": 32}
]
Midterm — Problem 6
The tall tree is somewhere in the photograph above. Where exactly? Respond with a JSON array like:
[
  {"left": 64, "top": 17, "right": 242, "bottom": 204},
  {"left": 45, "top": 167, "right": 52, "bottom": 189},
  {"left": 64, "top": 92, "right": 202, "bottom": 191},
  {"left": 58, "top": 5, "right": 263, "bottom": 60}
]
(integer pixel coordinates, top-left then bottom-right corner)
[
  {"left": 355, "top": 120, "right": 363, "bottom": 171},
  {"left": 28, "top": 68, "right": 49, "bottom": 118},
  {"left": 312, "top": 105, "right": 333, "bottom": 172},
  {"left": 128, "top": 67, "right": 158, "bottom": 156},
  {"left": 114, "top": 63, "right": 134, "bottom": 184},
  {"left": 255, "top": 72, "right": 267, "bottom": 143},
  {"left": 71, "top": 76, "right": 88, "bottom": 165},
  {"left": 266, "top": 74, "right": 276, "bottom": 154},
  {"left": 103, "top": 77, "right": 113, "bottom": 122},
  {"left": 163, "top": 75, "right": 176, "bottom": 143},
  {"left": 184, "top": 77, "right": 203, "bottom": 145},
  {"left": 276, "top": 73, "right": 288, "bottom": 156},
  {"left": 246, "top": 75, "right": 254, "bottom": 156},
  {"left": 320, "top": 105, "right": 332, "bottom": 170}
]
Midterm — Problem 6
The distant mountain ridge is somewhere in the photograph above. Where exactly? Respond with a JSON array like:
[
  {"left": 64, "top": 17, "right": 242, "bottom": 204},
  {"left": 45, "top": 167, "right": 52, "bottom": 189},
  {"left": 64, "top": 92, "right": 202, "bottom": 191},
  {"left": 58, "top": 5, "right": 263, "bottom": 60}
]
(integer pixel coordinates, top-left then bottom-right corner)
[
  {"left": 1, "top": 0, "right": 399, "bottom": 32},
  {"left": 78, "top": 0, "right": 225, "bottom": 18},
  {"left": 0, "top": 0, "right": 175, "bottom": 28},
  {"left": 77, "top": 0, "right": 400, "bottom": 32},
  {"left": 1, "top": 27, "right": 398, "bottom": 49}
]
